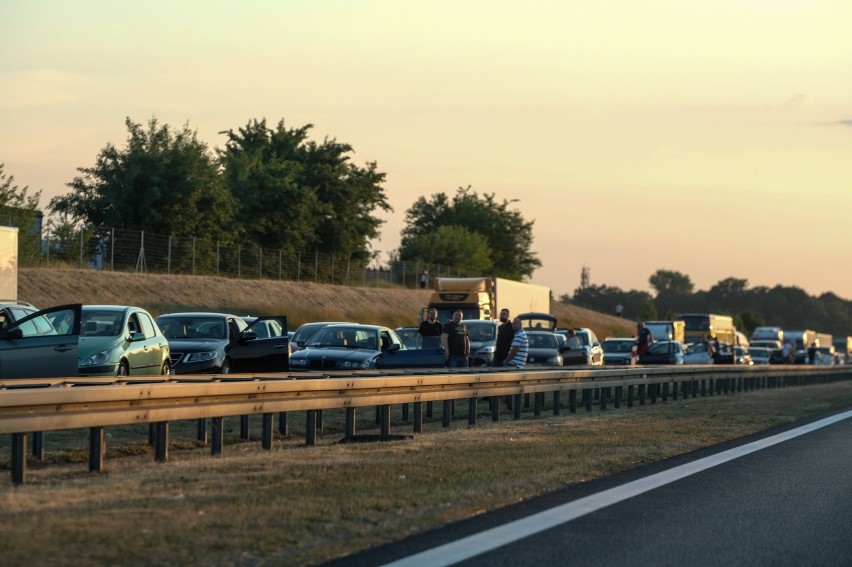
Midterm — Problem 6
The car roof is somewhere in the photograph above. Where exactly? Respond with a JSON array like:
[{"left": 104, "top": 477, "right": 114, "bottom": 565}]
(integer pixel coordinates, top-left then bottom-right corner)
[{"left": 157, "top": 312, "right": 240, "bottom": 319}]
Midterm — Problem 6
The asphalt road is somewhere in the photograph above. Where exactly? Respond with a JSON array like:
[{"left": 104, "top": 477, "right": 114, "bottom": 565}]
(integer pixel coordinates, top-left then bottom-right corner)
[{"left": 329, "top": 409, "right": 852, "bottom": 567}]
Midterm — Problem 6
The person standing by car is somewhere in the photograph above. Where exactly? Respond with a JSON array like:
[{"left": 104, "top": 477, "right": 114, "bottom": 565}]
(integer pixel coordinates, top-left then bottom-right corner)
[
  {"left": 493, "top": 308, "right": 514, "bottom": 366},
  {"left": 441, "top": 309, "right": 470, "bottom": 368},
  {"left": 504, "top": 317, "right": 529, "bottom": 368},
  {"left": 417, "top": 308, "right": 442, "bottom": 349},
  {"left": 636, "top": 321, "right": 654, "bottom": 355}
]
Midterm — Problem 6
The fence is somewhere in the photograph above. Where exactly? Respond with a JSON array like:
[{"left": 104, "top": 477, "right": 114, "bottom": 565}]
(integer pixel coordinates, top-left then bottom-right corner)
[{"left": 22, "top": 226, "right": 476, "bottom": 289}]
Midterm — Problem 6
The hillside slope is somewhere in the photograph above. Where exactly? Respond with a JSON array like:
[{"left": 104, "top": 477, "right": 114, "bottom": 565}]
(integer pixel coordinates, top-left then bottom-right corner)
[{"left": 18, "top": 267, "right": 636, "bottom": 338}]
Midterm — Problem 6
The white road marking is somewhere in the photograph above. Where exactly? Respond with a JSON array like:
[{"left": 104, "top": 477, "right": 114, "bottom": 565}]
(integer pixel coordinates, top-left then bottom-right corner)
[{"left": 383, "top": 410, "right": 852, "bottom": 567}]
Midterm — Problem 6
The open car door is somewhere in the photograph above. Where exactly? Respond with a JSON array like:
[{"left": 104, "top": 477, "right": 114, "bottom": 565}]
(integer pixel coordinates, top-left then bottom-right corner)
[
  {"left": 0, "top": 303, "right": 82, "bottom": 379},
  {"left": 229, "top": 316, "right": 289, "bottom": 373}
]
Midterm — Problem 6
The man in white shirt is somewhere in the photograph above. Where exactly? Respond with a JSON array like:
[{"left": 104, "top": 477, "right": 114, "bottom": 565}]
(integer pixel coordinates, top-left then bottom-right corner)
[{"left": 504, "top": 317, "right": 529, "bottom": 368}]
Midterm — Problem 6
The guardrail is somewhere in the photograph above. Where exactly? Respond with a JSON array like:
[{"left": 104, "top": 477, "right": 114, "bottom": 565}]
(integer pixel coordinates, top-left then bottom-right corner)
[{"left": 2, "top": 365, "right": 850, "bottom": 485}]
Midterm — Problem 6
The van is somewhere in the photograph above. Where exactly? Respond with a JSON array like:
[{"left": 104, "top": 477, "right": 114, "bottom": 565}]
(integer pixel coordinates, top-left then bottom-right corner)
[
  {"left": 644, "top": 320, "right": 685, "bottom": 345},
  {"left": 750, "top": 326, "right": 783, "bottom": 343}
]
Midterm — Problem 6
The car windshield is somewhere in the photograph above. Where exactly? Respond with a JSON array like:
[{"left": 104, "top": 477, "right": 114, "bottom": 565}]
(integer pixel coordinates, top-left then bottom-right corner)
[
  {"left": 82, "top": 309, "right": 124, "bottom": 337},
  {"left": 466, "top": 323, "right": 496, "bottom": 341},
  {"left": 309, "top": 326, "right": 378, "bottom": 349},
  {"left": 529, "top": 333, "right": 557, "bottom": 348},
  {"left": 602, "top": 340, "right": 633, "bottom": 353},
  {"left": 648, "top": 341, "right": 675, "bottom": 353},
  {"left": 157, "top": 316, "right": 226, "bottom": 339}
]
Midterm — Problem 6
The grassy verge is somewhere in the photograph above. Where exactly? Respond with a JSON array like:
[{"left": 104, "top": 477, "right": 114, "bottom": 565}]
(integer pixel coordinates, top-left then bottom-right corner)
[{"left": 1, "top": 382, "right": 851, "bottom": 566}]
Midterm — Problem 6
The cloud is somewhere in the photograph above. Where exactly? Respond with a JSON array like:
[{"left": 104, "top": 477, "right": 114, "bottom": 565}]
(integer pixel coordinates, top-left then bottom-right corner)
[
  {"left": 837, "top": 119, "right": 852, "bottom": 128},
  {"left": 786, "top": 94, "right": 812, "bottom": 107}
]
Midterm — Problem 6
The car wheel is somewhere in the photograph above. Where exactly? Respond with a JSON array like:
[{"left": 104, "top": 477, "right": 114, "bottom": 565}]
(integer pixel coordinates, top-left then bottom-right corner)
[
  {"left": 161, "top": 361, "right": 171, "bottom": 375},
  {"left": 220, "top": 358, "right": 231, "bottom": 374},
  {"left": 117, "top": 360, "right": 129, "bottom": 377}
]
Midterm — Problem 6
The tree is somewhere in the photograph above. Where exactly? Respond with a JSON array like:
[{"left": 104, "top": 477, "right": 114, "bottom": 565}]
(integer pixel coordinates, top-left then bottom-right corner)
[
  {"left": 49, "top": 117, "right": 234, "bottom": 240},
  {"left": 648, "top": 269, "right": 694, "bottom": 296},
  {"left": 219, "top": 119, "right": 391, "bottom": 259},
  {"left": 0, "top": 163, "right": 42, "bottom": 262},
  {"left": 400, "top": 225, "right": 492, "bottom": 273},
  {"left": 398, "top": 186, "right": 541, "bottom": 280}
]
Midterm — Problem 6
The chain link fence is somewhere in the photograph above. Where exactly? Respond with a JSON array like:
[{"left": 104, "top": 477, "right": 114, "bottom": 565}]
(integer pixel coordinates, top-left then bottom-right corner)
[{"left": 20, "top": 226, "right": 475, "bottom": 289}]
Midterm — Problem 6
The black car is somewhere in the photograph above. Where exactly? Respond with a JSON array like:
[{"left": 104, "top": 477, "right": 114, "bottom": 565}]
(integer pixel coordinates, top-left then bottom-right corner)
[
  {"left": 155, "top": 312, "right": 289, "bottom": 374},
  {"left": 638, "top": 340, "right": 685, "bottom": 365},
  {"left": 289, "top": 324, "right": 445, "bottom": 371}
]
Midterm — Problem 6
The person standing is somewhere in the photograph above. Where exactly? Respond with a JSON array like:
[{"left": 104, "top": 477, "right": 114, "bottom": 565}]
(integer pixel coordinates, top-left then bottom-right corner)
[
  {"left": 636, "top": 321, "right": 654, "bottom": 355},
  {"left": 419, "top": 269, "right": 428, "bottom": 289},
  {"left": 417, "top": 308, "right": 442, "bottom": 349},
  {"left": 441, "top": 310, "right": 470, "bottom": 368},
  {"left": 493, "top": 308, "right": 514, "bottom": 366},
  {"left": 504, "top": 317, "right": 529, "bottom": 368},
  {"left": 615, "top": 303, "right": 623, "bottom": 318}
]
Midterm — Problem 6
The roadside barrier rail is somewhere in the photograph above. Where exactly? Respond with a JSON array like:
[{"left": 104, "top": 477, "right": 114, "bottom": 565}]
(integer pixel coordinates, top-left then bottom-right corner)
[{"left": 1, "top": 365, "right": 849, "bottom": 485}]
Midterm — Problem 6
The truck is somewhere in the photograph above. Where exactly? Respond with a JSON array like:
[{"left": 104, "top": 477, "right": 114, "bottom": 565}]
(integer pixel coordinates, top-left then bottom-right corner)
[
  {"left": 644, "top": 320, "right": 685, "bottom": 344},
  {"left": 424, "top": 277, "right": 550, "bottom": 323},
  {"left": 0, "top": 226, "right": 18, "bottom": 302}
]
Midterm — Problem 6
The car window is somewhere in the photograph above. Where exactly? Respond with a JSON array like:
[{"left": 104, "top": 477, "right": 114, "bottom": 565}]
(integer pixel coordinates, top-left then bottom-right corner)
[
  {"left": 82, "top": 310, "right": 123, "bottom": 336},
  {"left": 138, "top": 312, "right": 157, "bottom": 339}
]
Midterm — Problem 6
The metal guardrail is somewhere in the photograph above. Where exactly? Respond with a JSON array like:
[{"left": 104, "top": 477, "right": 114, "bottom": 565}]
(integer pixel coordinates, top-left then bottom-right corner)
[{"left": 2, "top": 365, "right": 850, "bottom": 485}]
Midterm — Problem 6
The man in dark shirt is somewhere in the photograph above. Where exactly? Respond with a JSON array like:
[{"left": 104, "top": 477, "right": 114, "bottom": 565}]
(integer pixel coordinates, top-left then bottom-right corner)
[
  {"left": 493, "top": 308, "right": 514, "bottom": 366},
  {"left": 636, "top": 322, "right": 654, "bottom": 355},
  {"left": 441, "top": 309, "right": 470, "bottom": 368},
  {"left": 417, "top": 308, "right": 442, "bottom": 349}
]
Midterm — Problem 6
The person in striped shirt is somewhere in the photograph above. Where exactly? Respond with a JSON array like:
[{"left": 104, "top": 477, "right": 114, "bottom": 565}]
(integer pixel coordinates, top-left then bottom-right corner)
[{"left": 503, "top": 317, "right": 529, "bottom": 368}]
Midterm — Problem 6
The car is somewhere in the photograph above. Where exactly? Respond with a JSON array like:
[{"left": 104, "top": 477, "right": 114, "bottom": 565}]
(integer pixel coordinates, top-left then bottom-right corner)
[
  {"left": 465, "top": 319, "right": 500, "bottom": 366},
  {"left": 289, "top": 321, "right": 351, "bottom": 355},
  {"left": 683, "top": 341, "right": 714, "bottom": 364},
  {"left": 732, "top": 345, "right": 753, "bottom": 365},
  {"left": 601, "top": 338, "right": 637, "bottom": 366},
  {"left": 747, "top": 346, "right": 773, "bottom": 365},
  {"left": 0, "top": 303, "right": 83, "bottom": 379},
  {"left": 156, "top": 312, "right": 289, "bottom": 374},
  {"left": 559, "top": 328, "right": 604, "bottom": 366},
  {"left": 638, "top": 340, "right": 685, "bottom": 365},
  {"left": 525, "top": 329, "right": 563, "bottom": 366},
  {"left": 394, "top": 326, "right": 419, "bottom": 349},
  {"left": 79, "top": 305, "right": 171, "bottom": 377},
  {"left": 288, "top": 324, "right": 445, "bottom": 371}
]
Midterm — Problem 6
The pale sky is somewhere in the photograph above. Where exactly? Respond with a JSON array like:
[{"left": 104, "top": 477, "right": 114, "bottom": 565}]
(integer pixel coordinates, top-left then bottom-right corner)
[{"left": 2, "top": 1, "right": 851, "bottom": 300}]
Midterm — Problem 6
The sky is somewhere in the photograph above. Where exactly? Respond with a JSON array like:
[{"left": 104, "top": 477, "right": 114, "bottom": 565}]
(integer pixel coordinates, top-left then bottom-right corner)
[{"left": 2, "top": 0, "right": 851, "bottom": 301}]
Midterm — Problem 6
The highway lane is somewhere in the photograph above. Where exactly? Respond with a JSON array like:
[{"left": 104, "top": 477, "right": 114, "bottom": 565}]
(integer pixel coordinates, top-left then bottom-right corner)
[{"left": 328, "top": 410, "right": 852, "bottom": 567}]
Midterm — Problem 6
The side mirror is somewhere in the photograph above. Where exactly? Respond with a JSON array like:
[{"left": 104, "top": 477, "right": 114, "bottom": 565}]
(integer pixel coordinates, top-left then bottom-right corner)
[
  {"left": 2, "top": 328, "right": 23, "bottom": 340},
  {"left": 130, "top": 331, "right": 145, "bottom": 342},
  {"left": 240, "top": 331, "right": 258, "bottom": 342}
]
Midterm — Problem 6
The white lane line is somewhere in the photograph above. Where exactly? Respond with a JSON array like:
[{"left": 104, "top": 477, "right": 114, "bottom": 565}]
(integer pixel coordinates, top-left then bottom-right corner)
[{"left": 383, "top": 410, "right": 852, "bottom": 567}]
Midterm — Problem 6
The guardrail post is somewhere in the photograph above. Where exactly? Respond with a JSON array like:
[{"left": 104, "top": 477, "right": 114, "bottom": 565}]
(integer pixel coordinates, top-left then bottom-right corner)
[
  {"left": 650, "top": 383, "right": 657, "bottom": 404},
  {"left": 585, "top": 388, "right": 593, "bottom": 412},
  {"left": 345, "top": 408, "right": 356, "bottom": 439},
  {"left": 468, "top": 399, "right": 477, "bottom": 426},
  {"left": 278, "top": 412, "right": 289, "bottom": 436},
  {"left": 662, "top": 382, "right": 670, "bottom": 401},
  {"left": 211, "top": 417, "right": 224, "bottom": 455},
  {"left": 240, "top": 415, "right": 250, "bottom": 440},
  {"left": 11, "top": 433, "right": 26, "bottom": 485},
  {"left": 672, "top": 381, "right": 678, "bottom": 401},
  {"left": 627, "top": 385, "right": 634, "bottom": 408},
  {"left": 306, "top": 411, "right": 317, "bottom": 446},
  {"left": 402, "top": 403, "right": 409, "bottom": 421},
  {"left": 553, "top": 391, "right": 561, "bottom": 415},
  {"left": 413, "top": 402, "right": 423, "bottom": 433},
  {"left": 426, "top": 401, "right": 433, "bottom": 418},
  {"left": 692, "top": 380, "right": 699, "bottom": 398},
  {"left": 442, "top": 400, "right": 452, "bottom": 428},
  {"left": 261, "top": 413, "right": 273, "bottom": 450},
  {"left": 600, "top": 388, "right": 608, "bottom": 410},
  {"left": 569, "top": 389, "right": 577, "bottom": 413},
  {"left": 154, "top": 422, "right": 169, "bottom": 462},
  {"left": 513, "top": 394, "right": 523, "bottom": 420},
  {"left": 380, "top": 405, "right": 391, "bottom": 437},
  {"left": 89, "top": 426, "right": 104, "bottom": 472},
  {"left": 32, "top": 431, "right": 45, "bottom": 462},
  {"left": 639, "top": 384, "right": 646, "bottom": 405},
  {"left": 197, "top": 418, "right": 207, "bottom": 444},
  {"left": 615, "top": 386, "right": 622, "bottom": 408},
  {"left": 534, "top": 393, "right": 543, "bottom": 416}
]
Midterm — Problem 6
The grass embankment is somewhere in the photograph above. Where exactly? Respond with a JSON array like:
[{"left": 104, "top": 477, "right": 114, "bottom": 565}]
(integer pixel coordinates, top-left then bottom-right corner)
[
  {"left": 18, "top": 267, "right": 636, "bottom": 338},
  {"left": 1, "top": 381, "right": 851, "bottom": 566}
]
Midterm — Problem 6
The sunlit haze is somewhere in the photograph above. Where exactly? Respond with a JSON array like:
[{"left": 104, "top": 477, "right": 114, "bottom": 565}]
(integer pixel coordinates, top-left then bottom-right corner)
[{"left": 2, "top": 1, "right": 850, "bottom": 300}]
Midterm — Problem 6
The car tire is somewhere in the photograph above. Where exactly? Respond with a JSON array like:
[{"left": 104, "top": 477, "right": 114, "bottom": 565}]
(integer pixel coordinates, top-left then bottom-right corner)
[
  {"left": 220, "top": 359, "right": 231, "bottom": 374},
  {"left": 117, "top": 360, "right": 129, "bottom": 377},
  {"left": 161, "top": 361, "right": 171, "bottom": 375}
]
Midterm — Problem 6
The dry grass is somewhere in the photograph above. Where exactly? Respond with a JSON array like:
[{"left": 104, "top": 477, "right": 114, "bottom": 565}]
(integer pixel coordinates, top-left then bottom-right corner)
[
  {"left": 18, "top": 267, "right": 636, "bottom": 337},
  {"left": 1, "top": 382, "right": 851, "bottom": 566}
]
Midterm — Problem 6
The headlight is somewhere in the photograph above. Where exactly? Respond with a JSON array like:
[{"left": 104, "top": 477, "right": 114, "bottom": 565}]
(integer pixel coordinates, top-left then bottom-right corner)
[
  {"left": 478, "top": 346, "right": 495, "bottom": 354},
  {"left": 82, "top": 349, "right": 112, "bottom": 366},
  {"left": 290, "top": 358, "right": 307, "bottom": 367},
  {"left": 342, "top": 360, "right": 371, "bottom": 369},
  {"left": 185, "top": 351, "right": 218, "bottom": 363},
  {"left": 547, "top": 356, "right": 560, "bottom": 364}
]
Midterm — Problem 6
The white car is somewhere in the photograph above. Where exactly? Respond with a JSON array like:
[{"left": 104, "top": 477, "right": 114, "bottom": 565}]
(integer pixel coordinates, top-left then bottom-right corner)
[{"left": 683, "top": 341, "right": 714, "bottom": 364}]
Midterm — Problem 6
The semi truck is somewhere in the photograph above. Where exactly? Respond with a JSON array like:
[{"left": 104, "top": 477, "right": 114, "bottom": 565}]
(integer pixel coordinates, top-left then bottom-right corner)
[
  {"left": 644, "top": 320, "right": 685, "bottom": 344},
  {"left": 0, "top": 226, "right": 18, "bottom": 302},
  {"left": 424, "top": 277, "right": 550, "bottom": 323}
]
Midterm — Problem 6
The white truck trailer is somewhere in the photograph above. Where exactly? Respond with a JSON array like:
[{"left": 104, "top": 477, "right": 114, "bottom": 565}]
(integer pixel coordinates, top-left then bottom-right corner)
[{"left": 0, "top": 226, "right": 18, "bottom": 301}]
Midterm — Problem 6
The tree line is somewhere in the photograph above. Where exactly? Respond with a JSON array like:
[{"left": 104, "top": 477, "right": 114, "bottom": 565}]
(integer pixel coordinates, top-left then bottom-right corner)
[{"left": 565, "top": 269, "right": 852, "bottom": 338}]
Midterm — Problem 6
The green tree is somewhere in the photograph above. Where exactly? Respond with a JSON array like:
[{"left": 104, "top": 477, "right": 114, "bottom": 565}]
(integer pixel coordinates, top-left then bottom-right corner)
[
  {"left": 639, "top": 297, "right": 658, "bottom": 322},
  {"left": 401, "top": 225, "right": 492, "bottom": 273},
  {"left": 649, "top": 269, "right": 694, "bottom": 295},
  {"left": 398, "top": 186, "right": 541, "bottom": 279},
  {"left": 219, "top": 119, "right": 391, "bottom": 259},
  {"left": 0, "top": 163, "right": 42, "bottom": 263},
  {"left": 49, "top": 117, "right": 234, "bottom": 240}
]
